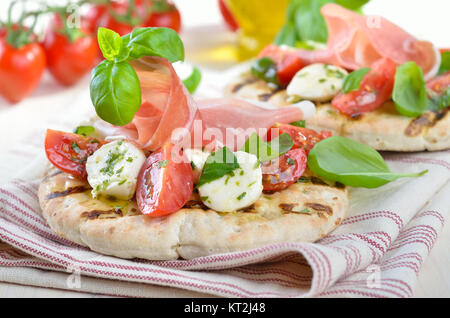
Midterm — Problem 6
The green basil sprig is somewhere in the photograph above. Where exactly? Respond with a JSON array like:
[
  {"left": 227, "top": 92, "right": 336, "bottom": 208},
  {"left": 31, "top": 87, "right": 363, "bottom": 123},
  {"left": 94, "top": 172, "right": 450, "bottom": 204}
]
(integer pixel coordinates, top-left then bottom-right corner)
[
  {"left": 197, "top": 147, "right": 240, "bottom": 187},
  {"left": 90, "top": 27, "right": 185, "bottom": 126},
  {"left": 251, "top": 57, "right": 280, "bottom": 86},
  {"left": 392, "top": 62, "right": 428, "bottom": 117},
  {"left": 438, "top": 51, "right": 450, "bottom": 75},
  {"left": 275, "top": 0, "right": 370, "bottom": 46},
  {"left": 308, "top": 136, "right": 427, "bottom": 188},
  {"left": 241, "top": 133, "right": 293, "bottom": 162},
  {"left": 342, "top": 67, "right": 370, "bottom": 93},
  {"left": 183, "top": 66, "right": 202, "bottom": 94}
]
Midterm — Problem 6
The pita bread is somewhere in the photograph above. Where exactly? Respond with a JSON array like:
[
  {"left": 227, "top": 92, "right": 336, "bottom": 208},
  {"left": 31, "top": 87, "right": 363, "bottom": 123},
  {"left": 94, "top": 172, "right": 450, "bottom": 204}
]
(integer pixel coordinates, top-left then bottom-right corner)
[
  {"left": 225, "top": 73, "right": 450, "bottom": 152},
  {"left": 38, "top": 165, "right": 348, "bottom": 260}
]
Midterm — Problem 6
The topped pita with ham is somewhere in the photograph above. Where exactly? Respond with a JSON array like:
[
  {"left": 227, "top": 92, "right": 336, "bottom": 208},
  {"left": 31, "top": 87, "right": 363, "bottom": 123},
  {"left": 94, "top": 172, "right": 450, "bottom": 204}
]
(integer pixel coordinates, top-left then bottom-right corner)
[{"left": 294, "top": 3, "right": 440, "bottom": 80}]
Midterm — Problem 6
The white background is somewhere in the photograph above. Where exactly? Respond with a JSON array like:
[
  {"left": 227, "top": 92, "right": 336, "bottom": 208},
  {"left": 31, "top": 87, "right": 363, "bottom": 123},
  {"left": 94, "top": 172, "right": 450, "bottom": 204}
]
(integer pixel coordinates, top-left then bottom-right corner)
[{"left": 0, "top": 0, "right": 449, "bottom": 298}]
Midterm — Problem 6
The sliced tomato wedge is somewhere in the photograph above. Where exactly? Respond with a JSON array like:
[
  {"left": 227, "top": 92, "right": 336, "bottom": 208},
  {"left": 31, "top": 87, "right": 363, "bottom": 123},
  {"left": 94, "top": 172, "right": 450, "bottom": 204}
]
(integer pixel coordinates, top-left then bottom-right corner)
[
  {"left": 427, "top": 71, "right": 450, "bottom": 95},
  {"left": 332, "top": 58, "right": 397, "bottom": 117},
  {"left": 257, "top": 45, "right": 303, "bottom": 87},
  {"left": 266, "top": 124, "right": 331, "bottom": 154},
  {"left": 262, "top": 148, "right": 307, "bottom": 192},
  {"left": 136, "top": 143, "right": 194, "bottom": 217},
  {"left": 44, "top": 129, "right": 104, "bottom": 179}
]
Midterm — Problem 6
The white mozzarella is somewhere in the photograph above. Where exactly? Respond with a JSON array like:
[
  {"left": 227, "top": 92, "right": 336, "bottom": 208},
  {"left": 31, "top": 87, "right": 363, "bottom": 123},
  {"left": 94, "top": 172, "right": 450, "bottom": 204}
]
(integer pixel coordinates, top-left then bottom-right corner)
[
  {"left": 86, "top": 140, "right": 146, "bottom": 200},
  {"left": 198, "top": 151, "right": 263, "bottom": 213},
  {"left": 287, "top": 63, "right": 348, "bottom": 102},
  {"left": 184, "top": 148, "right": 210, "bottom": 177}
]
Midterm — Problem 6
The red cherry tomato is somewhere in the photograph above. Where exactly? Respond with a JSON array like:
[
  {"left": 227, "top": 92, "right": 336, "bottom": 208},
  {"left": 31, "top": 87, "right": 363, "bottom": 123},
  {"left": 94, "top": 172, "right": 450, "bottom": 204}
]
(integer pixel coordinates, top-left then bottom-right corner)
[
  {"left": 44, "top": 129, "right": 104, "bottom": 179},
  {"left": 332, "top": 58, "right": 397, "bottom": 117},
  {"left": 218, "top": 0, "right": 239, "bottom": 31},
  {"left": 43, "top": 23, "right": 99, "bottom": 86},
  {"left": 427, "top": 71, "right": 450, "bottom": 95},
  {"left": 144, "top": 3, "right": 182, "bottom": 33},
  {"left": 136, "top": 143, "right": 194, "bottom": 217},
  {"left": 83, "top": 4, "right": 108, "bottom": 33},
  {"left": 266, "top": 124, "right": 331, "bottom": 154},
  {"left": 262, "top": 148, "right": 307, "bottom": 192},
  {"left": 0, "top": 31, "right": 46, "bottom": 104},
  {"left": 258, "top": 45, "right": 304, "bottom": 87},
  {"left": 98, "top": 1, "right": 150, "bottom": 36}
]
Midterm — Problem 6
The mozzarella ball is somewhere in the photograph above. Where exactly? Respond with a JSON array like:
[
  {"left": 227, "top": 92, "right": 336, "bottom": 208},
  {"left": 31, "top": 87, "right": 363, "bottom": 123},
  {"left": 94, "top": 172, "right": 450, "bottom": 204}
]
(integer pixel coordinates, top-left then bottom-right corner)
[
  {"left": 86, "top": 140, "right": 146, "bottom": 200},
  {"left": 287, "top": 63, "right": 348, "bottom": 102},
  {"left": 198, "top": 151, "right": 263, "bottom": 212}
]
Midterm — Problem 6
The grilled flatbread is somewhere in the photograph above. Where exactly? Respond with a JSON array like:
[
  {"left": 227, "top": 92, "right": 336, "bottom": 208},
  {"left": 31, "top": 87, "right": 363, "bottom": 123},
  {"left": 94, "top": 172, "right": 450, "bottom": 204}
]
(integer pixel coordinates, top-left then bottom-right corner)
[
  {"left": 39, "top": 165, "right": 348, "bottom": 260},
  {"left": 225, "top": 73, "right": 450, "bottom": 152}
]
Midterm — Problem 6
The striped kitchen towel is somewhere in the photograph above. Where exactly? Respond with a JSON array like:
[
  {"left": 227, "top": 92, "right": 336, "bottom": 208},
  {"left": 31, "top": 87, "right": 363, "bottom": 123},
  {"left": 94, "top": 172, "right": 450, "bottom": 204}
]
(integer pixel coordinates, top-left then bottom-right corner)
[{"left": 0, "top": 127, "right": 448, "bottom": 297}]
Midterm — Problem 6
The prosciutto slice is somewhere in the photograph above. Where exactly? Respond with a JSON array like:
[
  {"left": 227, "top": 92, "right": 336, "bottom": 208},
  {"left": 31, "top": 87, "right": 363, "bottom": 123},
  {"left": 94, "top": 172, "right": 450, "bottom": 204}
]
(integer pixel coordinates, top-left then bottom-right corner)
[
  {"left": 95, "top": 57, "right": 308, "bottom": 151},
  {"left": 290, "top": 3, "right": 440, "bottom": 79}
]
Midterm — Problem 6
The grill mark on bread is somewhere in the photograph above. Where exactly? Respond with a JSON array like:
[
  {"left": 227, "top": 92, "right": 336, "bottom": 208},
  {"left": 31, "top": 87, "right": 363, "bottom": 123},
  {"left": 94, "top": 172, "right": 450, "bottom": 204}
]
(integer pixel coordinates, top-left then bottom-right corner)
[
  {"left": 81, "top": 208, "right": 123, "bottom": 220},
  {"left": 305, "top": 203, "right": 333, "bottom": 215},
  {"left": 46, "top": 186, "right": 91, "bottom": 200},
  {"left": 405, "top": 108, "right": 449, "bottom": 137},
  {"left": 42, "top": 170, "right": 64, "bottom": 182},
  {"left": 231, "top": 77, "right": 259, "bottom": 93},
  {"left": 258, "top": 88, "right": 282, "bottom": 102},
  {"left": 279, "top": 203, "right": 297, "bottom": 212}
]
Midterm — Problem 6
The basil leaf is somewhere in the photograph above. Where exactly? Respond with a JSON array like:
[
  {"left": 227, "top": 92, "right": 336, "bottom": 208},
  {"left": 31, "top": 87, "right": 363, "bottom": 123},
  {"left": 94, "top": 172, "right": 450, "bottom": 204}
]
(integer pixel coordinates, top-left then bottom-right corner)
[
  {"left": 291, "top": 120, "right": 306, "bottom": 128},
  {"left": 183, "top": 66, "right": 202, "bottom": 94},
  {"left": 275, "top": 0, "right": 370, "bottom": 46},
  {"left": 336, "top": 0, "right": 370, "bottom": 10},
  {"left": 122, "top": 27, "right": 184, "bottom": 63},
  {"left": 97, "top": 27, "right": 123, "bottom": 62},
  {"left": 251, "top": 57, "right": 280, "bottom": 86},
  {"left": 241, "top": 133, "right": 293, "bottom": 162},
  {"left": 342, "top": 67, "right": 370, "bottom": 93},
  {"left": 74, "top": 125, "right": 95, "bottom": 137},
  {"left": 308, "top": 136, "right": 428, "bottom": 188},
  {"left": 90, "top": 60, "right": 141, "bottom": 126},
  {"left": 295, "top": 0, "right": 330, "bottom": 44},
  {"left": 274, "top": 22, "right": 299, "bottom": 47},
  {"left": 198, "top": 147, "right": 240, "bottom": 187},
  {"left": 393, "top": 62, "right": 428, "bottom": 117},
  {"left": 438, "top": 51, "right": 450, "bottom": 75}
]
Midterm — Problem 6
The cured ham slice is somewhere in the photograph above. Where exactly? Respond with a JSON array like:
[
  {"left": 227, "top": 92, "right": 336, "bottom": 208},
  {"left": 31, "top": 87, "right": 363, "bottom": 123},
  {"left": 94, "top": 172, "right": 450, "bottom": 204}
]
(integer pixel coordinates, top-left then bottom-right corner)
[
  {"left": 126, "top": 56, "right": 200, "bottom": 150},
  {"left": 197, "top": 98, "right": 309, "bottom": 150},
  {"left": 263, "top": 3, "right": 440, "bottom": 80},
  {"left": 95, "top": 58, "right": 308, "bottom": 151}
]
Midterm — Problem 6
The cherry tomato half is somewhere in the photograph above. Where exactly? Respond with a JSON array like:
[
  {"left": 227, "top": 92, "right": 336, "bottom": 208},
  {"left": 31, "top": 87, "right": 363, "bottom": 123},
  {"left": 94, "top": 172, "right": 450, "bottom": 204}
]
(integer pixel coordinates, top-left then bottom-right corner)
[
  {"left": 258, "top": 45, "right": 303, "bottom": 87},
  {"left": 262, "top": 148, "right": 307, "bottom": 192},
  {"left": 136, "top": 143, "right": 194, "bottom": 217},
  {"left": 43, "top": 22, "right": 99, "bottom": 86},
  {"left": 266, "top": 124, "right": 331, "bottom": 154},
  {"left": 0, "top": 32, "right": 46, "bottom": 104},
  {"left": 44, "top": 129, "right": 104, "bottom": 179},
  {"left": 332, "top": 58, "right": 397, "bottom": 117},
  {"left": 427, "top": 71, "right": 450, "bottom": 95}
]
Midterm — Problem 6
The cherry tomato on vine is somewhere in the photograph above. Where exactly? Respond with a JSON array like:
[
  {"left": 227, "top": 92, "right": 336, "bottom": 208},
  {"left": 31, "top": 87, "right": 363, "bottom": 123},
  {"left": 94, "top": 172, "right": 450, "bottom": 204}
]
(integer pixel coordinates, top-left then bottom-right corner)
[
  {"left": 43, "top": 15, "right": 99, "bottom": 86},
  {"left": 143, "top": 2, "right": 182, "bottom": 33},
  {"left": 0, "top": 29, "right": 46, "bottom": 103}
]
